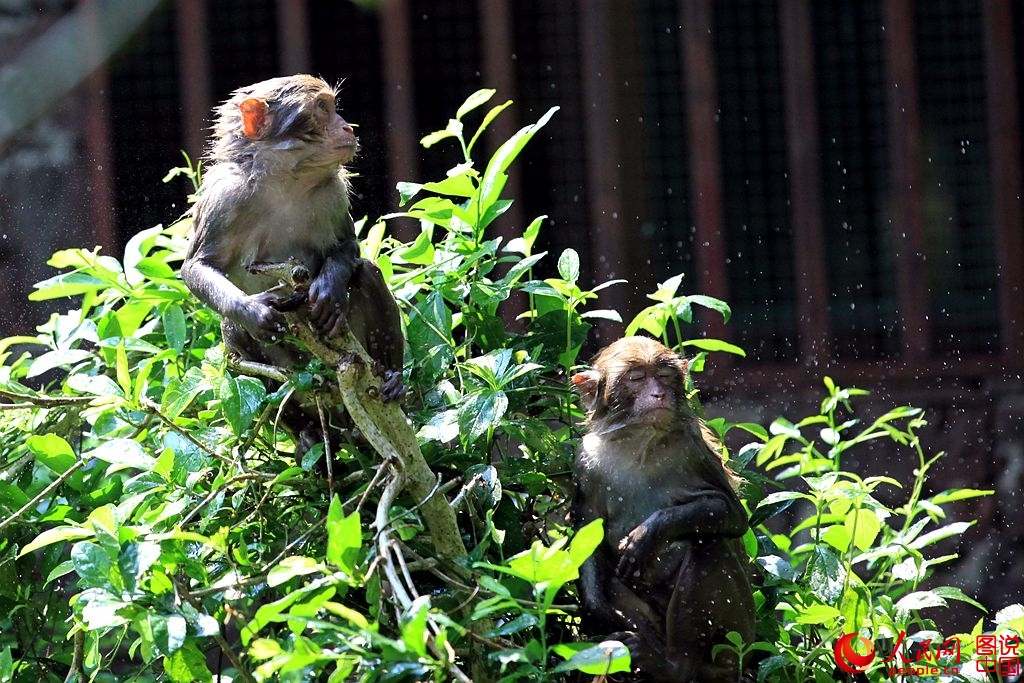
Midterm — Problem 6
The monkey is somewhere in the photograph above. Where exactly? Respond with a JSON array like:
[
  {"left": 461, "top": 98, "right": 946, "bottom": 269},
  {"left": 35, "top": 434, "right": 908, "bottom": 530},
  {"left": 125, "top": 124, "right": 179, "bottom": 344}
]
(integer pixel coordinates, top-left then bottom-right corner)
[
  {"left": 181, "top": 75, "right": 405, "bottom": 414},
  {"left": 570, "top": 336, "right": 755, "bottom": 682}
]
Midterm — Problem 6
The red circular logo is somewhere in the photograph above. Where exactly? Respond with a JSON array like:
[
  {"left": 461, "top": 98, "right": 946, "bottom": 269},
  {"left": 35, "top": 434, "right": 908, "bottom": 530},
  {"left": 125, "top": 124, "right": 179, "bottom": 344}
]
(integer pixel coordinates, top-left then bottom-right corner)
[{"left": 834, "top": 633, "right": 876, "bottom": 674}]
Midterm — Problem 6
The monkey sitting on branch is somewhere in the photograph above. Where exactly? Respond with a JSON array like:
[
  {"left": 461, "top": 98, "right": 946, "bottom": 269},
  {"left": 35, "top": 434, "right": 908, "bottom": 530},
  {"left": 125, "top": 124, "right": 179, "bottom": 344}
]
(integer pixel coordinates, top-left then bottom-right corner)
[
  {"left": 571, "top": 336, "right": 755, "bottom": 682},
  {"left": 181, "top": 74, "right": 405, "bottom": 445}
]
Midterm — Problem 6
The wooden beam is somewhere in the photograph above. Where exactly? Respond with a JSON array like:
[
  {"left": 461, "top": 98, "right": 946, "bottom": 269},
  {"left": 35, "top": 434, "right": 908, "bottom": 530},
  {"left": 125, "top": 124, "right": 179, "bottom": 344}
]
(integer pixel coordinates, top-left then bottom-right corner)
[
  {"left": 680, "top": 0, "right": 729, "bottom": 343},
  {"left": 779, "top": 0, "right": 830, "bottom": 364},
  {"left": 881, "top": 0, "right": 930, "bottom": 360},
  {"left": 982, "top": 0, "right": 1024, "bottom": 356}
]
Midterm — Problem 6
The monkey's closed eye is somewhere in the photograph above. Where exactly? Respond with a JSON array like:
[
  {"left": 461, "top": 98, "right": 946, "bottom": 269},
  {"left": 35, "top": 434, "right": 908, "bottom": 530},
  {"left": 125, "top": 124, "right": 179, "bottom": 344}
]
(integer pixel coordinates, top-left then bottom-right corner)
[{"left": 316, "top": 98, "right": 333, "bottom": 114}]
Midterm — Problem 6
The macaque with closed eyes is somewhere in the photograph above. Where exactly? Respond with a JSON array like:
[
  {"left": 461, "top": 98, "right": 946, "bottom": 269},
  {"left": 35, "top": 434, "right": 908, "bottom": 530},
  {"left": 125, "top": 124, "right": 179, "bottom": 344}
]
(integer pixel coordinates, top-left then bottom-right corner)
[
  {"left": 181, "top": 74, "right": 405, "bottom": 407},
  {"left": 571, "top": 336, "right": 754, "bottom": 682}
]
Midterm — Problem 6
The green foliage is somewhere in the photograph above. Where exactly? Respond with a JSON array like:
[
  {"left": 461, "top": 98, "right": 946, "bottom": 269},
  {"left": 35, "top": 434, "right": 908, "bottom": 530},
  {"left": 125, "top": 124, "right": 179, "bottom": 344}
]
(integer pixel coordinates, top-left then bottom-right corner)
[
  {"left": 0, "top": 89, "right": 1018, "bottom": 683},
  {"left": 741, "top": 380, "right": 1012, "bottom": 681}
]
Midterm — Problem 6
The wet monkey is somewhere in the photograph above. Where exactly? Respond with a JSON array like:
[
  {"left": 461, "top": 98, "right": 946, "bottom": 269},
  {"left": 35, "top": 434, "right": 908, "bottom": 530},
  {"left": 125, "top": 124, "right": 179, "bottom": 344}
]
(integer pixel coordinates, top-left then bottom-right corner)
[
  {"left": 182, "top": 75, "right": 405, "bottom": 405},
  {"left": 571, "top": 336, "right": 755, "bottom": 682}
]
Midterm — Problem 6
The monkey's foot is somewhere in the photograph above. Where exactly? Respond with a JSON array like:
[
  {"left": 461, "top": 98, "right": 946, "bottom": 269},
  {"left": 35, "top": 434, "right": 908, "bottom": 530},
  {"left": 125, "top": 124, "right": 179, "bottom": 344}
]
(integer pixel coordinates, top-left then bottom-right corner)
[{"left": 380, "top": 370, "right": 407, "bottom": 403}]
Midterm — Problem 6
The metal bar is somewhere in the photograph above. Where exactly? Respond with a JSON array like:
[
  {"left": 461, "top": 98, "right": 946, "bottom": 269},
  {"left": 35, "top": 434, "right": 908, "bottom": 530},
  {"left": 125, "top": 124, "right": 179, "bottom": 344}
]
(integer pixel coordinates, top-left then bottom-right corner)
[
  {"left": 680, "top": 0, "right": 729, "bottom": 343},
  {"left": 881, "top": 0, "right": 930, "bottom": 360},
  {"left": 277, "top": 0, "right": 311, "bottom": 75},
  {"left": 379, "top": 0, "right": 419, "bottom": 242},
  {"left": 779, "top": 0, "right": 830, "bottom": 364},
  {"left": 175, "top": 0, "right": 211, "bottom": 161},
  {"left": 982, "top": 0, "right": 1024, "bottom": 356}
]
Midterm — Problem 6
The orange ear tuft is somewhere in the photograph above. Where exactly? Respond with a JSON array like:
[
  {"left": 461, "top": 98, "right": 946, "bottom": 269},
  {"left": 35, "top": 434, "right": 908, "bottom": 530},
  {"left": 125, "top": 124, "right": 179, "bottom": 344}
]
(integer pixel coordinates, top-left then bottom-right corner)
[{"left": 239, "top": 98, "right": 270, "bottom": 138}]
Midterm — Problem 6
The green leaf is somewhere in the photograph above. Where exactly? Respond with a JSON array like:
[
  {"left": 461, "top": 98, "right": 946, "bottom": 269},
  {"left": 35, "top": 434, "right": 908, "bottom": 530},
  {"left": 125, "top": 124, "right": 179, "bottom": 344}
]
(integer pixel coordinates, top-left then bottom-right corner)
[
  {"left": 20, "top": 526, "right": 94, "bottom": 555},
  {"left": 557, "top": 248, "right": 581, "bottom": 283},
  {"left": 66, "top": 374, "right": 124, "bottom": 401},
  {"left": 459, "top": 391, "right": 509, "bottom": 440},
  {"left": 150, "top": 612, "right": 188, "bottom": 656},
  {"left": 26, "top": 349, "right": 93, "bottom": 378},
  {"left": 422, "top": 167, "right": 478, "bottom": 198},
  {"left": 399, "top": 229, "right": 437, "bottom": 265},
  {"left": 162, "top": 304, "right": 187, "bottom": 353},
  {"left": 479, "top": 106, "right": 558, "bottom": 207},
  {"left": 929, "top": 488, "right": 993, "bottom": 505},
  {"left": 163, "top": 642, "right": 213, "bottom": 683},
  {"left": 680, "top": 338, "right": 746, "bottom": 357},
  {"left": 456, "top": 88, "right": 496, "bottom": 120},
  {"left": 87, "top": 438, "right": 157, "bottom": 472},
  {"left": 27, "top": 433, "right": 77, "bottom": 473},
  {"left": 71, "top": 541, "right": 114, "bottom": 588},
  {"left": 267, "top": 556, "right": 321, "bottom": 587},
  {"left": 420, "top": 126, "right": 458, "bottom": 149},
  {"left": 688, "top": 294, "right": 732, "bottom": 322},
  {"left": 488, "top": 613, "right": 538, "bottom": 637},
  {"left": 568, "top": 519, "right": 603, "bottom": 569},
  {"left": 326, "top": 501, "right": 362, "bottom": 575},
  {"left": 29, "top": 272, "right": 108, "bottom": 300},
  {"left": 552, "top": 640, "right": 631, "bottom": 675},
  {"left": 793, "top": 604, "right": 841, "bottom": 625},
  {"left": 217, "top": 376, "right": 266, "bottom": 436},
  {"left": 401, "top": 596, "right": 431, "bottom": 657},
  {"left": 417, "top": 409, "right": 460, "bottom": 443}
]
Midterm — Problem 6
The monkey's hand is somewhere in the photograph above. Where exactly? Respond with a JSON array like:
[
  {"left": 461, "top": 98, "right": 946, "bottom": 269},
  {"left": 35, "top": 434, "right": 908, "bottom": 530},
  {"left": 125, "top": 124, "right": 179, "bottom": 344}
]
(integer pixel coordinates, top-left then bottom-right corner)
[
  {"left": 236, "top": 292, "right": 288, "bottom": 342},
  {"left": 308, "top": 268, "right": 351, "bottom": 337},
  {"left": 616, "top": 523, "right": 657, "bottom": 580}
]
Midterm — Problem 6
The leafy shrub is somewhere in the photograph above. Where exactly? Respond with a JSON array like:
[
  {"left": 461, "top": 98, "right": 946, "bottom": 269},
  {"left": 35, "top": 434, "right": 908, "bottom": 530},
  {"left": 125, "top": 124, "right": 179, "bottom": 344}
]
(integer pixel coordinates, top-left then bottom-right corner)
[{"left": 0, "top": 91, "right": 1018, "bottom": 683}]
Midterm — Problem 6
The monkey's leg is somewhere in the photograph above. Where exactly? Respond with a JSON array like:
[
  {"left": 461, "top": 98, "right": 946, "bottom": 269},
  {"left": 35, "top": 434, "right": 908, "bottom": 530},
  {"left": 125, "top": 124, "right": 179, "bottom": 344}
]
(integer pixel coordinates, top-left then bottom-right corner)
[{"left": 346, "top": 260, "right": 406, "bottom": 402}]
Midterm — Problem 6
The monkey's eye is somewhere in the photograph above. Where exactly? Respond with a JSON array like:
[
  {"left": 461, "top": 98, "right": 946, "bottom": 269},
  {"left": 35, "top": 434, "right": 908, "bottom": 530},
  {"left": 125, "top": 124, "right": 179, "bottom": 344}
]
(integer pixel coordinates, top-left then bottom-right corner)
[
  {"left": 316, "top": 98, "right": 333, "bottom": 114},
  {"left": 625, "top": 369, "right": 646, "bottom": 382},
  {"left": 656, "top": 369, "right": 676, "bottom": 380}
]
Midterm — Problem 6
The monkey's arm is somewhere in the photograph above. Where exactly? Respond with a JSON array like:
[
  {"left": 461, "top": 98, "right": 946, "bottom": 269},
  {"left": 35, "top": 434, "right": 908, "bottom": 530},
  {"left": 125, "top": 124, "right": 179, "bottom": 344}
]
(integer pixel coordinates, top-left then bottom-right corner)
[
  {"left": 307, "top": 213, "right": 360, "bottom": 337},
  {"left": 616, "top": 483, "right": 747, "bottom": 581},
  {"left": 182, "top": 237, "right": 288, "bottom": 344}
]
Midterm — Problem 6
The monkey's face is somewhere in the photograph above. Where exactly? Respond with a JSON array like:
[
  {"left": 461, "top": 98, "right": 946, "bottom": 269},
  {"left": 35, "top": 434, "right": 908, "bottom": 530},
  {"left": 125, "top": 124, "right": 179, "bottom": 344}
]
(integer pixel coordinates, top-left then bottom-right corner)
[
  {"left": 610, "top": 363, "right": 682, "bottom": 428},
  {"left": 309, "top": 92, "right": 358, "bottom": 166},
  {"left": 573, "top": 336, "right": 689, "bottom": 431},
  {"left": 215, "top": 75, "right": 359, "bottom": 172}
]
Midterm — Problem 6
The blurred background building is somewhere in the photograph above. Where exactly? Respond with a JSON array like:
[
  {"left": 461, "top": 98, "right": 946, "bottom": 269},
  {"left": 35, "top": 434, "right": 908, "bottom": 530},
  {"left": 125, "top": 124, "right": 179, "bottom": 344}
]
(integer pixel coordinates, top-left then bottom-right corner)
[{"left": 1, "top": 0, "right": 1022, "bottom": 627}]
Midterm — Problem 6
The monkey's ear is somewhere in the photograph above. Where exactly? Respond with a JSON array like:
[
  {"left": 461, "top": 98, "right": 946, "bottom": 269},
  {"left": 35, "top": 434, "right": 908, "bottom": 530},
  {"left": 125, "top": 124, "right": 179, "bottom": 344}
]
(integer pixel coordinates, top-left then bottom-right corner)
[
  {"left": 239, "top": 98, "right": 271, "bottom": 138},
  {"left": 571, "top": 371, "right": 601, "bottom": 412}
]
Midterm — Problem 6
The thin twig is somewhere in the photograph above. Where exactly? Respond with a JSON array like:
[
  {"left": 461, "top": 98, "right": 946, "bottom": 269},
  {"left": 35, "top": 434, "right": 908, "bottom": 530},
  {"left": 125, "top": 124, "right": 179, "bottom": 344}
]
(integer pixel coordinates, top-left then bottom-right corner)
[
  {"left": 140, "top": 396, "right": 231, "bottom": 464},
  {"left": 0, "top": 458, "right": 85, "bottom": 533}
]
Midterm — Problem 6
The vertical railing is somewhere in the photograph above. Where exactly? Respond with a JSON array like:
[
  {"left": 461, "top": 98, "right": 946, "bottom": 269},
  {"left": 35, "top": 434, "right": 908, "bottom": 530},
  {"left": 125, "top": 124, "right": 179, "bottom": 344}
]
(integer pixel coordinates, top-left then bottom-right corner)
[
  {"left": 882, "top": 0, "right": 931, "bottom": 363},
  {"left": 378, "top": 0, "right": 419, "bottom": 243},
  {"left": 175, "top": 0, "right": 211, "bottom": 162},
  {"left": 779, "top": 0, "right": 830, "bottom": 365},
  {"left": 680, "top": 0, "right": 729, "bottom": 345},
  {"left": 277, "top": 0, "right": 311, "bottom": 75},
  {"left": 579, "top": 0, "right": 630, "bottom": 321},
  {"left": 982, "top": 0, "right": 1024, "bottom": 359}
]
